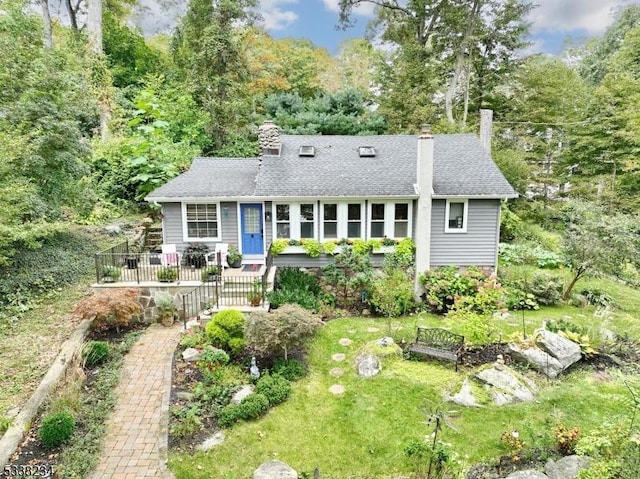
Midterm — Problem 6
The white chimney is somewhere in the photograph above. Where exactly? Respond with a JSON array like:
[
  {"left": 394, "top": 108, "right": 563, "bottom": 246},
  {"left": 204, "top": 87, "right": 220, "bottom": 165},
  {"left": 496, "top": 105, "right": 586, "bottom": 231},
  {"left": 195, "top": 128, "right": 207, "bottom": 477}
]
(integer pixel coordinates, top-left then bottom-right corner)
[
  {"left": 258, "top": 120, "right": 281, "bottom": 156},
  {"left": 414, "top": 125, "right": 433, "bottom": 300},
  {"left": 480, "top": 109, "right": 493, "bottom": 153}
]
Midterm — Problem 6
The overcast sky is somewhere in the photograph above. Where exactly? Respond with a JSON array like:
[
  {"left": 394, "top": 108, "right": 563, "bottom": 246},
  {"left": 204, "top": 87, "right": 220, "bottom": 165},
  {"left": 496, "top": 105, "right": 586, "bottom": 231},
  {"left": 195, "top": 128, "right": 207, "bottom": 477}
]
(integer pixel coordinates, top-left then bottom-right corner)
[{"left": 132, "top": 0, "right": 635, "bottom": 55}]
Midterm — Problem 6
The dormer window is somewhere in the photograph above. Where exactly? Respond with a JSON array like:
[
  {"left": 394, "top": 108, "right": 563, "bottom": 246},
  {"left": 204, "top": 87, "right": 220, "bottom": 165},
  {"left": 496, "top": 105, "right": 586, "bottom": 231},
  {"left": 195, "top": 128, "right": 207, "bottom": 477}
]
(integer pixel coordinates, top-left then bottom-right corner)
[
  {"left": 358, "top": 146, "right": 376, "bottom": 157},
  {"left": 299, "top": 145, "right": 315, "bottom": 157}
]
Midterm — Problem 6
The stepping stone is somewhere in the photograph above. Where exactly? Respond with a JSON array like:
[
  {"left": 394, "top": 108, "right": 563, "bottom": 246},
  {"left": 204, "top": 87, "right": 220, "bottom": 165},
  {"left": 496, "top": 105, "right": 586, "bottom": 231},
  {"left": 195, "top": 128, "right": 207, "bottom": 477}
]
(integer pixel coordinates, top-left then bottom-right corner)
[
  {"left": 367, "top": 327, "right": 380, "bottom": 333},
  {"left": 339, "top": 338, "right": 352, "bottom": 346},
  {"left": 331, "top": 353, "right": 346, "bottom": 362},
  {"left": 329, "top": 368, "right": 344, "bottom": 377},
  {"left": 329, "top": 384, "right": 345, "bottom": 395}
]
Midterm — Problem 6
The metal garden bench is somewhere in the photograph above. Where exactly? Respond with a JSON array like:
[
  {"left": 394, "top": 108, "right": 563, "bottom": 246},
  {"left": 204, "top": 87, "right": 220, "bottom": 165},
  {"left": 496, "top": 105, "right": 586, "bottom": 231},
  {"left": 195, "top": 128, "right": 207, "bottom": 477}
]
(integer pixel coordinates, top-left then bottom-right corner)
[{"left": 408, "top": 327, "right": 465, "bottom": 371}]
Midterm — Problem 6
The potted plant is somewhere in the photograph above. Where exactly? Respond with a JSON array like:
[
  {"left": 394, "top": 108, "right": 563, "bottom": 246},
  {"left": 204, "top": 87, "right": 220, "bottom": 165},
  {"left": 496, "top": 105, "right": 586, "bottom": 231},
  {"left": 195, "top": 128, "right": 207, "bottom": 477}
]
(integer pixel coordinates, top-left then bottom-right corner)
[
  {"left": 125, "top": 254, "right": 139, "bottom": 269},
  {"left": 247, "top": 279, "right": 262, "bottom": 307},
  {"left": 156, "top": 293, "right": 177, "bottom": 326},
  {"left": 227, "top": 245, "right": 242, "bottom": 268},
  {"left": 183, "top": 242, "right": 209, "bottom": 269},
  {"left": 101, "top": 265, "right": 121, "bottom": 283},
  {"left": 200, "top": 265, "right": 219, "bottom": 282},
  {"left": 157, "top": 266, "right": 178, "bottom": 282}
]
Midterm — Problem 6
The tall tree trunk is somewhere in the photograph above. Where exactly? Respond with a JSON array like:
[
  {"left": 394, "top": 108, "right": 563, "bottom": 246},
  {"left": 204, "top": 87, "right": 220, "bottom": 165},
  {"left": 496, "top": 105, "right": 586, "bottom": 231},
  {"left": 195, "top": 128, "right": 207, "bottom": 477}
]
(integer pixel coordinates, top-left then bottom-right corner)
[
  {"left": 462, "top": 62, "right": 471, "bottom": 127},
  {"left": 87, "top": 0, "right": 102, "bottom": 54},
  {"left": 444, "top": 0, "right": 482, "bottom": 125},
  {"left": 87, "top": 0, "right": 110, "bottom": 139},
  {"left": 65, "top": 0, "right": 80, "bottom": 31},
  {"left": 39, "top": 0, "right": 53, "bottom": 48}
]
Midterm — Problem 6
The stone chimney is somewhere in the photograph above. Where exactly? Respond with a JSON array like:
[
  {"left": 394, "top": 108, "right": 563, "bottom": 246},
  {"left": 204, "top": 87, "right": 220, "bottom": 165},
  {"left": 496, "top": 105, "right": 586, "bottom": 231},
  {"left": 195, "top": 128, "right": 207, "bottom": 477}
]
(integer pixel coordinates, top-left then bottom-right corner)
[
  {"left": 258, "top": 120, "right": 281, "bottom": 156},
  {"left": 414, "top": 124, "right": 434, "bottom": 299},
  {"left": 480, "top": 109, "right": 493, "bottom": 153}
]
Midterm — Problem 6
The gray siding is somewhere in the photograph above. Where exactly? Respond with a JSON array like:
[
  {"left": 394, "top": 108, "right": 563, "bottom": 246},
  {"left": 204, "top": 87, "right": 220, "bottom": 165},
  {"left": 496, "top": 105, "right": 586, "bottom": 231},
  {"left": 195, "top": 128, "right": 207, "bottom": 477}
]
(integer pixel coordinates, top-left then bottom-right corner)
[
  {"left": 429, "top": 199, "right": 500, "bottom": 268},
  {"left": 161, "top": 201, "right": 238, "bottom": 252},
  {"left": 220, "top": 202, "right": 238, "bottom": 246},
  {"left": 264, "top": 201, "right": 273, "bottom": 248}
]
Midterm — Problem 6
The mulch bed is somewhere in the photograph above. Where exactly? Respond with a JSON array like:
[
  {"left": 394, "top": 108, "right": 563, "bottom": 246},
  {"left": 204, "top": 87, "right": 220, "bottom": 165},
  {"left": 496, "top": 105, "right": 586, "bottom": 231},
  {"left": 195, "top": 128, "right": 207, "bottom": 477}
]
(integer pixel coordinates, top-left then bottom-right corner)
[{"left": 168, "top": 350, "right": 217, "bottom": 452}]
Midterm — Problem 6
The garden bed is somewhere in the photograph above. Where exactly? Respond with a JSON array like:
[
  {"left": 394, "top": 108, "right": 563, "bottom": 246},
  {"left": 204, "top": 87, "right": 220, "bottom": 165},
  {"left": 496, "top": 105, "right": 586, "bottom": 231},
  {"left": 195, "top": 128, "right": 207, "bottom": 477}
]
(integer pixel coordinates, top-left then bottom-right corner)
[{"left": 1, "top": 326, "right": 145, "bottom": 478}]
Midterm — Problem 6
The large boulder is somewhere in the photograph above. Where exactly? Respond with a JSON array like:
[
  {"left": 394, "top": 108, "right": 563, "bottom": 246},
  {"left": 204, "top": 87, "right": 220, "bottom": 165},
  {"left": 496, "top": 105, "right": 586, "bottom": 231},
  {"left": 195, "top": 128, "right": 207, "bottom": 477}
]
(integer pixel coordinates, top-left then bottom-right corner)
[
  {"left": 448, "top": 379, "right": 481, "bottom": 407},
  {"left": 230, "top": 385, "right": 255, "bottom": 404},
  {"left": 508, "top": 343, "right": 564, "bottom": 378},
  {"left": 182, "top": 347, "right": 202, "bottom": 362},
  {"left": 536, "top": 330, "right": 582, "bottom": 369},
  {"left": 504, "top": 471, "right": 548, "bottom": 479},
  {"left": 476, "top": 366, "right": 535, "bottom": 404},
  {"left": 253, "top": 460, "right": 298, "bottom": 479},
  {"left": 545, "top": 455, "right": 591, "bottom": 479},
  {"left": 356, "top": 353, "right": 381, "bottom": 378}
]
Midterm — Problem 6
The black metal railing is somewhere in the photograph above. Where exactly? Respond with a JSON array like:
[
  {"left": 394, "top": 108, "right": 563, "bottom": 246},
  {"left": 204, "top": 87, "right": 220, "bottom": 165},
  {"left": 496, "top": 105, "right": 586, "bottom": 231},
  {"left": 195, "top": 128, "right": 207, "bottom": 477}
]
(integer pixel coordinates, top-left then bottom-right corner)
[
  {"left": 95, "top": 252, "right": 191, "bottom": 283},
  {"left": 182, "top": 279, "right": 219, "bottom": 320}
]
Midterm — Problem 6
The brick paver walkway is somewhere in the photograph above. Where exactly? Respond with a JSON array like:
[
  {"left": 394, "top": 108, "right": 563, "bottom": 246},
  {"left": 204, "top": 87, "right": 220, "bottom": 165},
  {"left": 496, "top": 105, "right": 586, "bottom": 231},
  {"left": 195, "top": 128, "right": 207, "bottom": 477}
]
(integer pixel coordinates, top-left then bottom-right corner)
[{"left": 91, "top": 324, "right": 182, "bottom": 479}]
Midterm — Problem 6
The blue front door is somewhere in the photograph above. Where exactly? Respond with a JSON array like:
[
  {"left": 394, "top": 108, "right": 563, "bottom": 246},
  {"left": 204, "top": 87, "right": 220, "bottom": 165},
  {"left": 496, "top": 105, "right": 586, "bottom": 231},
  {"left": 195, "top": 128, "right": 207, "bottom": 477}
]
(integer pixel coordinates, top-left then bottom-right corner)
[{"left": 240, "top": 204, "right": 264, "bottom": 255}]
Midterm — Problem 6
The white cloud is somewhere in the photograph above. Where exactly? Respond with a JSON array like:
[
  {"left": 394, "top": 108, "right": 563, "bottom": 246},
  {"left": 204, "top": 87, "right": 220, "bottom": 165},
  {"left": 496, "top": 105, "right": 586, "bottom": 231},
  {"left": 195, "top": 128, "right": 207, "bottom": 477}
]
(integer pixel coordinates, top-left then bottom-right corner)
[
  {"left": 322, "top": 0, "right": 375, "bottom": 17},
  {"left": 528, "top": 0, "right": 631, "bottom": 35},
  {"left": 260, "top": 0, "right": 299, "bottom": 31}
]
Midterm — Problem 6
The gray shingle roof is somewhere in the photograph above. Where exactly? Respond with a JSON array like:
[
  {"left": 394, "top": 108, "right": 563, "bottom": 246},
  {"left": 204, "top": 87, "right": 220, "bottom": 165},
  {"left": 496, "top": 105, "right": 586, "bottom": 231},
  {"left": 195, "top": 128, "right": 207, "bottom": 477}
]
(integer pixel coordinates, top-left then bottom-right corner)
[
  {"left": 146, "top": 158, "right": 260, "bottom": 199},
  {"left": 146, "top": 134, "right": 516, "bottom": 200}
]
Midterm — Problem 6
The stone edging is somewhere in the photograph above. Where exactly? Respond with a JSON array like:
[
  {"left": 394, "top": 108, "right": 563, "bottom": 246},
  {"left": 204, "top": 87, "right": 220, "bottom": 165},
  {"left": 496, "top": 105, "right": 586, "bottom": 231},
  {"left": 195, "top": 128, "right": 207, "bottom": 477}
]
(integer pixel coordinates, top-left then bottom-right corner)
[{"left": 0, "top": 319, "right": 92, "bottom": 470}]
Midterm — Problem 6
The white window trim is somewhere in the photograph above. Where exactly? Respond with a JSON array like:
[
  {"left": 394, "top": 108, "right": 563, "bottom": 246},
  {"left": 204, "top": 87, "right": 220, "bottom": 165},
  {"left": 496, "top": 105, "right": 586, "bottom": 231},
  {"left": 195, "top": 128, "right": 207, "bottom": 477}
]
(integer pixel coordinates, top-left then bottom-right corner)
[
  {"left": 273, "top": 202, "right": 318, "bottom": 240},
  {"left": 182, "top": 202, "right": 222, "bottom": 242},
  {"left": 298, "top": 202, "right": 317, "bottom": 239},
  {"left": 274, "top": 203, "right": 292, "bottom": 239},
  {"left": 320, "top": 202, "right": 365, "bottom": 241},
  {"left": 367, "top": 201, "right": 413, "bottom": 239},
  {"left": 444, "top": 198, "right": 468, "bottom": 233},
  {"left": 320, "top": 202, "right": 339, "bottom": 240}
]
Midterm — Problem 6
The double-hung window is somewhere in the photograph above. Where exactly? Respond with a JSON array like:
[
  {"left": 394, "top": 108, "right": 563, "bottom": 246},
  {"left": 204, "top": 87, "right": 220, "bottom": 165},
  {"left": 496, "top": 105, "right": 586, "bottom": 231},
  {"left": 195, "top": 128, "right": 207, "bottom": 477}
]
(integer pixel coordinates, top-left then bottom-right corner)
[
  {"left": 322, "top": 203, "right": 338, "bottom": 239},
  {"left": 274, "top": 203, "right": 317, "bottom": 239},
  {"left": 347, "top": 203, "right": 363, "bottom": 238},
  {"left": 300, "top": 203, "right": 315, "bottom": 238},
  {"left": 184, "top": 203, "right": 220, "bottom": 240},
  {"left": 445, "top": 199, "right": 468, "bottom": 233},
  {"left": 370, "top": 203, "right": 386, "bottom": 238},
  {"left": 368, "top": 202, "right": 411, "bottom": 239},
  {"left": 394, "top": 203, "right": 409, "bottom": 237},
  {"left": 276, "top": 204, "right": 290, "bottom": 238}
]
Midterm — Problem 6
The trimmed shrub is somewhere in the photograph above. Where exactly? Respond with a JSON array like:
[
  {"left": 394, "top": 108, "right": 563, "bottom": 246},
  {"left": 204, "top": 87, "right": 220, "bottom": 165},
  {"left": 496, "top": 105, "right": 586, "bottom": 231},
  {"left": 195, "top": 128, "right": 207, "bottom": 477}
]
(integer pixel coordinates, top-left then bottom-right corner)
[
  {"left": 218, "top": 404, "right": 242, "bottom": 428},
  {"left": 82, "top": 341, "right": 110, "bottom": 367},
  {"left": 238, "top": 393, "right": 270, "bottom": 418},
  {"left": 205, "top": 309, "right": 246, "bottom": 355},
  {"left": 256, "top": 374, "right": 291, "bottom": 406},
  {"left": 218, "top": 393, "right": 270, "bottom": 427},
  {"left": 272, "top": 358, "right": 307, "bottom": 381},
  {"left": 40, "top": 411, "right": 75, "bottom": 448}
]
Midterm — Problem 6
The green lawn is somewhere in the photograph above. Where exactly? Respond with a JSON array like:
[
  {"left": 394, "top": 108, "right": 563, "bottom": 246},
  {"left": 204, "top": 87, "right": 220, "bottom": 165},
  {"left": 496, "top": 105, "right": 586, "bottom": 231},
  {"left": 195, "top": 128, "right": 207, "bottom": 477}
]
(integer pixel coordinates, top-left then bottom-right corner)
[{"left": 169, "top": 276, "right": 639, "bottom": 479}]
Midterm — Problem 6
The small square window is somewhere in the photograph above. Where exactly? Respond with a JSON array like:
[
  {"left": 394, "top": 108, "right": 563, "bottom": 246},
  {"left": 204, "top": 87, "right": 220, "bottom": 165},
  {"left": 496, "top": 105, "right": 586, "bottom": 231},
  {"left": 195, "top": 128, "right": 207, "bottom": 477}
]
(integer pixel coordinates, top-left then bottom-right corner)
[{"left": 445, "top": 200, "right": 467, "bottom": 233}]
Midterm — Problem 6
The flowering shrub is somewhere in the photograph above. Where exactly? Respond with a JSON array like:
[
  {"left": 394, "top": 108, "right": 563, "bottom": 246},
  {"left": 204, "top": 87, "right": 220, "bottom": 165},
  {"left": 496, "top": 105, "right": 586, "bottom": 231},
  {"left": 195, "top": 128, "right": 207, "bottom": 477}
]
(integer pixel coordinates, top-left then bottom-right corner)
[
  {"left": 420, "top": 266, "right": 506, "bottom": 315},
  {"left": 553, "top": 424, "right": 580, "bottom": 455}
]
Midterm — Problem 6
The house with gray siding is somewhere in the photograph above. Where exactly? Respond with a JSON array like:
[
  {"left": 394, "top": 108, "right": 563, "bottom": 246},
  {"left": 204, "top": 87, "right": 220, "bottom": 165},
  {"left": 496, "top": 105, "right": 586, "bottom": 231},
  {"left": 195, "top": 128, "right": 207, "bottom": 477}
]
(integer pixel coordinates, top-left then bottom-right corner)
[{"left": 145, "top": 115, "right": 516, "bottom": 278}]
